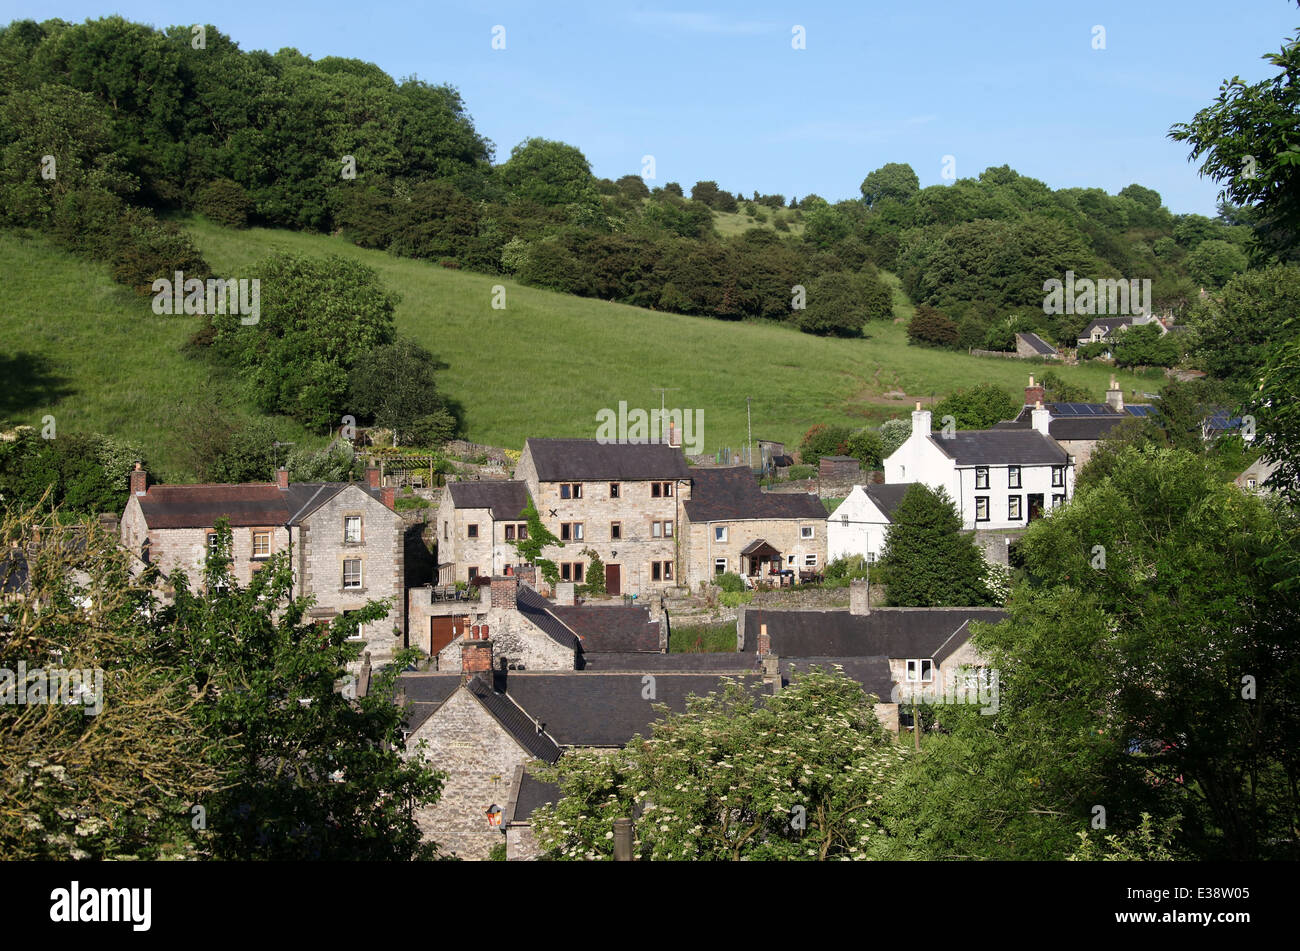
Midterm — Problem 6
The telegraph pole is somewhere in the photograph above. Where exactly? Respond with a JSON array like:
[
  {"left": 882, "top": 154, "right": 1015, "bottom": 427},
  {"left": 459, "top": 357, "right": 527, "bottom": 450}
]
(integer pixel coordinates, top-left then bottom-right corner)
[{"left": 745, "top": 396, "right": 753, "bottom": 469}]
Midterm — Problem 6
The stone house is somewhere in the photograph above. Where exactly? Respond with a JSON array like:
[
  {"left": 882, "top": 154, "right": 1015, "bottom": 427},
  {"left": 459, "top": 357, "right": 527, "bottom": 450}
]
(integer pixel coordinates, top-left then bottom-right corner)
[
  {"left": 434, "top": 481, "right": 531, "bottom": 585},
  {"left": 118, "top": 464, "right": 405, "bottom": 665},
  {"left": 1236, "top": 457, "right": 1279, "bottom": 494},
  {"left": 393, "top": 642, "right": 764, "bottom": 859},
  {"left": 884, "top": 403, "right": 1074, "bottom": 530},
  {"left": 515, "top": 438, "right": 692, "bottom": 596},
  {"left": 826, "top": 483, "right": 911, "bottom": 563},
  {"left": 1015, "top": 332, "right": 1060, "bottom": 360},
  {"left": 409, "top": 574, "right": 663, "bottom": 670},
  {"left": 994, "top": 376, "right": 1154, "bottom": 469},
  {"left": 680, "top": 466, "right": 826, "bottom": 588},
  {"left": 736, "top": 582, "right": 1006, "bottom": 732}
]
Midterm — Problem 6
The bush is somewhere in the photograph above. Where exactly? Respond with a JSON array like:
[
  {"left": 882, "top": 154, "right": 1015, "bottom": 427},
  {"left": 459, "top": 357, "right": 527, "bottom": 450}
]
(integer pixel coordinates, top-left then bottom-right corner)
[
  {"left": 823, "top": 555, "right": 872, "bottom": 583},
  {"left": 713, "top": 571, "right": 745, "bottom": 593},
  {"left": 109, "top": 212, "right": 210, "bottom": 294},
  {"left": 197, "top": 179, "right": 254, "bottom": 228},
  {"left": 786, "top": 464, "right": 816, "bottom": 480},
  {"left": 799, "top": 423, "right": 852, "bottom": 466},
  {"left": 720, "top": 590, "right": 754, "bottom": 608},
  {"left": 907, "top": 304, "right": 960, "bottom": 349}
]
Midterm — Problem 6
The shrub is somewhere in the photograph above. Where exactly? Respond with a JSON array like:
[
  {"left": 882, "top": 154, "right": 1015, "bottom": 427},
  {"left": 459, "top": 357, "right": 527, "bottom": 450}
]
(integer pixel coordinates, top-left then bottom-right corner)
[
  {"left": 907, "top": 304, "right": 959, "bottom": 348},
  {"left": 713, "top": 571, "right": 745, "bottom": 594},
  {"left": 798, "top": 423, "right": 852, "bottom": 466},
  {"left": 197, "top": 179, "right": 254, "bottom": 228}
]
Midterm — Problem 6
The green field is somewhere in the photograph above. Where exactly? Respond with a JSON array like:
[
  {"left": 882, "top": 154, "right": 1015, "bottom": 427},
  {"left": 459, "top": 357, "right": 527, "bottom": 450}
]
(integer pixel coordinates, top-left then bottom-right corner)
[{"left": 1, "top": 219, "right": 1163, "bottom": 480}]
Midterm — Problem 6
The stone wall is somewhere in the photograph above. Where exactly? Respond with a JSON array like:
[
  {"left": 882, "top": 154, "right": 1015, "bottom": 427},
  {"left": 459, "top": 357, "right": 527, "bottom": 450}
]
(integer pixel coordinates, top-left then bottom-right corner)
[
  {"left": 300, "top": 484, "right": 404, "bottom": 666},
  {"left": 682, "top": 514, "right": 827, "bottom": 589},
  {"left": 405, "top": 686, "right": 530, "bottom": 859}
]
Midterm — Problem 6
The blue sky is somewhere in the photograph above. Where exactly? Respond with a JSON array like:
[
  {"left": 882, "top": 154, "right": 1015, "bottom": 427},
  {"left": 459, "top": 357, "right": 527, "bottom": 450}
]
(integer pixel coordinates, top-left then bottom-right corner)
[{"left": 5, "top": 0, "right": 1297, "bottom": 214}]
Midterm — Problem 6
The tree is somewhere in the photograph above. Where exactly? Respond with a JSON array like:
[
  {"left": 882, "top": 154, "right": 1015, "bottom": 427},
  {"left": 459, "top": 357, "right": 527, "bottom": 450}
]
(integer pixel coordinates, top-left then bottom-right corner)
[
  {"left": 197, "top": 179, "right": 253, "bottom": 228},
  {"left": 510, "top": 500, "right": 562, "bottom": 587},
  {"left": 1111, "top": 323, "right": 1181, "bottom": 369},
  {"left": 1038, "top": 370, "right": 1093, "bottom": 403},
  {"left": 348, "top": 337, "right": 457, "bottom": 445},
  {"left": 0, "top": 510, "right": 217, "bottom": 859},
  {"left": 578, "top": 547, "right": 606, "bottom": 597},
  {"left": 860, "top": 162, "right": 919, "bottom": 208},
  {"left": 500, "top": 137, "right": 598, "bottom": 208},
  {"left": 795, "top": 272, "right": 884, "bottom": 337},
  {"left": 164, "top": 520, "right": 445, "bottom": 859},
  {"left": 0, "top": 429, "right": 144, "bottom": 517},
  {"left": 798, "top": 424, "right": 852, "bottom": 466},
  {"left": 530, "top": 669, "right": 906, "bottom": 860},
  {"left": 204, "top": 419, "right": 281, "bottom": 484},
  {"left": 845, "top": 428, "right": 885, "bottom": 469},
  {"left": 1190, "top": 264, "right": 1300, "bottom": 387},
  {"left": 1170, "top": 29, "right": 1300, "bottom": 261},
  {"left": 214, "top": 252, "right": 397, "bottom": 431},
  {"left": 879, "top": 419, "right": 911, "bottom": 459},
  {"left": 877, "top": 484, "right": 995, "bottom": 607},
  {"left": 932, "top": 384, "right": 1018, "bottom": 430},
  {"left": 1185, "top": 239, "right": 1248, "bottom": 288},
  {"left": 907, "top": 304, "right": 959, "bottom": 348}
]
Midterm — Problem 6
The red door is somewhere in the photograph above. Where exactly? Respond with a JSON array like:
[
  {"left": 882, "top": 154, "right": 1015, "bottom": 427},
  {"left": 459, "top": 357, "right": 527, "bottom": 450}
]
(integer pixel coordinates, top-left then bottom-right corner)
[
  {"left": 431, "top": 615, "right": 468, "bottom": 656},
  {"left": 606, "top": 564, "right": 621, "bottom": 596}
]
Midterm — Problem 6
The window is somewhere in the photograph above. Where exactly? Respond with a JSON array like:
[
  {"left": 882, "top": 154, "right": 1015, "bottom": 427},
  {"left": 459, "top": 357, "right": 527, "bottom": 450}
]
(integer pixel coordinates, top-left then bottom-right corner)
[
  {"left": 786, "top": 553, "right": 797, "bottom": 566},
  {"left": 652, "top": 521, "right": 661, "bottom": 538},
  {"left": 207, "top": 532, "right": 219, "bottom": 551},
  {"left": 611, "top": 521, "right": 622, "bottom": 540},
  {"left": 467, "top": 567, "right": 479, "bottom": 582},
  {"left": 609, "top": 482, "right": 620, "bottom": 499},
  {"left": 714, "top": 558, "right": 728, "bottom": 574},
  {"left": 1008, "top": 496, "right": 1022, "bottom": 520},
  {"left": 664, "top": 520, "right": 673, "bottom": 538},
  {"left": 559, "top": 483, "right": 582, "bottom": 499},
  {"left": 975, "top": 497, "right": 989, "bottom": 522},
  {"left": 651, "top": 482, "right": 674, "bottom": 498},
  {"left": 1008, "top": 466, "right": 1021, "bottom": 489},
  {"left": 443, "top": 521, "right": 448, "bottom": 540},
  {"left": 252, "top": 531, "right": 270, "bottom": 558},
  {"left": 1052, "top": 493, "right": 1065, "bottom": 509},
  {"left": 505, "top": 524, "right": 515, "bottom": 541},
  {"left": 467, "top": 524, "right": 479, "bottom": 539},
  {"left": 975, "top": 466, "right": 989, "bottom": 489},
  {"left": 1247, "top": 478, "right": 1258, "bottom": 489},
  {"left": 344, "top": 516, "right": 361, "bottom": 543},
  {"left": 1051, "top": 465, "right": 1065, "bottom": 487},
  {"left": 714, "top": 525, "right": 728, "bottom": 542},
  {"left": 841, "top": 515, "right": 848, "bottom": 526},
  {"left": 866, "top": 552, "right": 877, "bottom": 564},
  {"left": 804, "top": 554, "right": 818, "bottom": 567},
  {"left": 561, "top": 522, "right": 584, "bottom": 541},
  {"left": 561, "top": 562, "right": 586, "bottom": 583},
  {"left": 343, "top": 559, "right": 362, "bottom": 589},
  {"left": 906, "top": 659, "right": 934, "bottom": 683},
  {"left": 800, "top": 525, "right": 815, "bottom": 539},
  {"left": 650, "top": 561, "right": 674, "bottom": 581},
  {"left": 516, "top": 524, "right": 528, "bottom": 540}
]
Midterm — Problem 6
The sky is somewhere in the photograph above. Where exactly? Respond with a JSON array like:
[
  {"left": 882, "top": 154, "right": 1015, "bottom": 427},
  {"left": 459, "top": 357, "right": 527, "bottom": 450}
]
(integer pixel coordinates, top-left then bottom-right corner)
[{"left": 4, "top": 0, "right": 1297, "bottom": 215}]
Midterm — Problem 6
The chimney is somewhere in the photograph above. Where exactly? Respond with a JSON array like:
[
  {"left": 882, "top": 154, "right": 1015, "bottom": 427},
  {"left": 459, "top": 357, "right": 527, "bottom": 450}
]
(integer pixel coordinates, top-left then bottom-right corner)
[
  {"left": 762, "top": 655, "right": 782, "bottom": 695},
  {"left": 366, "top": 466, "right": 381, "bottom": 490},
  {"left": 555, "top": 581, "right": 576, "bottom": 606},
  {"left": 516, "top": 564, "right": 537, "bottom": 588},
  {"left": 461, "top": 626, "right": 493, "bottom": 680},
  {"left": 667, "top": 419, "right": 678, "bottom": 448},
  {"left": 276, "top": 466, "right": 289, "bottom": 490},
  {"left": 129, "top": 462, "right": 147, "bottom": 497},
  {"left": 381, "top": 485, "right": 395, "bottom": 510},
  {"left": 357, "top": 651, "right": 371, "bottom": 698},
  {"left": 1025, "top": 375, "right": 1045, "bottom": 407},
  {"left": 850, "top": 578, "right": 870, "bottom": 616},
  {"left": 97, "top": 512, "right": 119, "bottom": 536},
  {"left": 757, "top": 622, "right": 771, "bottom": 657},
  {"left": 1031, "top": 400, "right": 1052, "bottom": 436},
  {"left": 1105, "top": 376, "right": 1124, "bottom": 413},
  {"left": 490, "top": 575, "right": 519, "bottom": 611},
  {"left": 911, "top": 402, "right": 932, "bottom": 438}
]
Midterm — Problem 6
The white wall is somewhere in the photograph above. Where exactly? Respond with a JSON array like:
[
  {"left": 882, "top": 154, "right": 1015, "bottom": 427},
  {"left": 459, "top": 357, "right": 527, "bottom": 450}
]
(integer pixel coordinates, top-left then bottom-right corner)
[{"left": 827, "top": 486, "right": 891, "bottom": 561}]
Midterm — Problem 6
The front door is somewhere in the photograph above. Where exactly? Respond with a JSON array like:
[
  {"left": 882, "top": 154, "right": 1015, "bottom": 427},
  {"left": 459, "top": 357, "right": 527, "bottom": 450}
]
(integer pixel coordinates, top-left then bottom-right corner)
[
  {"left": 606, "top": 564, "right": 621, "bottom": 596},
  {"left": 1027, "top": 493, "right": 1044, "bottom": 521}
]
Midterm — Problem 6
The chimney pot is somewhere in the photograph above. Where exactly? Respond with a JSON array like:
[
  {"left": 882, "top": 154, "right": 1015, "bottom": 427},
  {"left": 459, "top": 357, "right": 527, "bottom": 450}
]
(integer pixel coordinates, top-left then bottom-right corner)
[
  {"left": 366, "top": 466, "right": 381, "bottom": 489},
  {"left": 490, "top": 575, "right": 519, "bottom": 611},
  {"left": 850, "top": 578, "right": 870, "bottom": 615},
  {"left": 276, "top": 466, "right": 289, "bottom": 490},
  {"left": 1025, "top": 376, "right": 1045, "bottom": 408},
  {"left": 381, "top": 485, "right": 395, "bottom": 510},
  {"left": 129, "top": 463, "right": 148, "bottom": 497},
  {"left": 757, "top": 622, "right": 771, "bottom": 657}
]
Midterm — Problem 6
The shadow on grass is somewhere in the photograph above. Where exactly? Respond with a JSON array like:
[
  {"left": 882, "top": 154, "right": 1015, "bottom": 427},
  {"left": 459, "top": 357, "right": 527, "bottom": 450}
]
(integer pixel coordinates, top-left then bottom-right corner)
[{"left": 0, "top": 351, "right": 74, "bottom": 418}]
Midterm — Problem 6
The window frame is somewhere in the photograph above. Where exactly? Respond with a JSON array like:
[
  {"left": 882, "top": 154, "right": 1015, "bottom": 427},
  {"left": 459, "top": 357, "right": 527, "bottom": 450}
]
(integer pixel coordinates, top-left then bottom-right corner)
[
  {"left": 975, "top": 496, "right": 990, "bottom": 523},
  {"left": 610, "top": 521, "right": 622, "bottom": 541},
  {"left": 1008, "top": 495, "right": 1022, "bottom": 520},
  {"left": 800, "top": 525, "right": 815, "bottom": 539},
  {"left": 1051, "top": 465, "right": 1065, "bottom": 487},
  {"left": 975, "top": 466, "right": 989, "bottom": 490},
  {"left": 714, "top": 525, "right": 728, "bottom": 542},
  {"left": 1008, "top": 465, "right": 1021, "bottom": 489},
  {"left": 251, "top": 530, "right": 271, "bottom": 559},
  {"left": 343, "top": 515, "right": 362, "bottom": 544},
  {"left": 342, "top": 558, "right": 363, "bottom": 590}
]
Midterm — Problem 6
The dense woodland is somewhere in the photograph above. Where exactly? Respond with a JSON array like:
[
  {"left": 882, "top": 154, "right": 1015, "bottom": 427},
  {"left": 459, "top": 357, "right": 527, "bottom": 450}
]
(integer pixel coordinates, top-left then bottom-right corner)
[{"left": 0, "top": 15, "right": 1257, "bottom": 351}]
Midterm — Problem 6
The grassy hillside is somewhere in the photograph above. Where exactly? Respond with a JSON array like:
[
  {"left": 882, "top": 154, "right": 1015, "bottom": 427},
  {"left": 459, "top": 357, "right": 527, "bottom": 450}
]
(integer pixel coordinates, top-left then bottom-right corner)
[
  {"left": 711, "top": 207, "right": 805, "bottom": 238},
  {"left": 1, "top": 219, "right": 1164, "bottom": 479}
]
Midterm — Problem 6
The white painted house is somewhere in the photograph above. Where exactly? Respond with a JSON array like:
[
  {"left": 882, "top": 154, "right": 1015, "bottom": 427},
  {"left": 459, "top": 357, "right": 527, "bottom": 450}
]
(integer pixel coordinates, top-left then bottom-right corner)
[
  {"left": 883, "top": 405, "right": 1074, "bottom": 530},
  {"left": 827, "top": 483, "right": 912, "bottom": 563}
]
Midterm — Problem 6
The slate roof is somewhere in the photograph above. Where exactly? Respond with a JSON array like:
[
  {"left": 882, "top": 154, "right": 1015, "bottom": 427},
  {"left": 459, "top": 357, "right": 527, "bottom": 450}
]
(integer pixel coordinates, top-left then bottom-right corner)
[
  {"left": 863, "top": 483, "right": 912, "bottom": 520},
  {"left": 780, "top": 657, "right": 895, "bottom": 699},
  {"left": 578, "top": 652, "right": 760, "bottom": 672},
  {"left": 508, "top": 770, "right": 561, "bottom": 823},
  {"left": 525, "top": 438, "right": 691, "bottom": 482},
  {"left": 549, "top": 603, "right": 661, "bottom": 652},
  {"left": 515, "top": 586, "right": 582, "bottom": 652},
  {"left": 740, "top": 607, "right": 1006, "bottom": 659},
  {"left": 0, "top": 548, "right": 29, "bottom": 595},
  {"left": 684, "top": 466, "right": 826, "bottom": 522},
  {"left": 136, "top": 481, "right": 385, "bottom": 529},
  {"left": 1078, "top": 317, "right": 1134, "bottom": 340},
  {"left": 1016, "top": 331, "right": 1057, "bottom": 356},
  {"left": 501, "top": 673, "right": 763, "bottom": 747},
  {"left": 928, "top": 429, "right": 1068, "bottom": 466},
  {"left": 466, "top": 675, "right": 562, "bottom": 762},
  {"left": 446, "top": 480, "right": 530, "bottom": 520},
  {"left": 1002, "top": 403, "right": 1154, "bottom": 442}
]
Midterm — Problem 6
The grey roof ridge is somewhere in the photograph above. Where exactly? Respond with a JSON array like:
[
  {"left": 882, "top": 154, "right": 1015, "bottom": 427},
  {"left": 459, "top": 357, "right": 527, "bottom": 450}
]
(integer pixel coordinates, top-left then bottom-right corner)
[
  {"left": 285, "top": 483, "right": 337, "bottom": 524},
  {"left": 932, "top": 618, "right": 973, "bottom": 666},
  {"left": 466, "top": 675, "right": 562, "bottom": 762}
]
